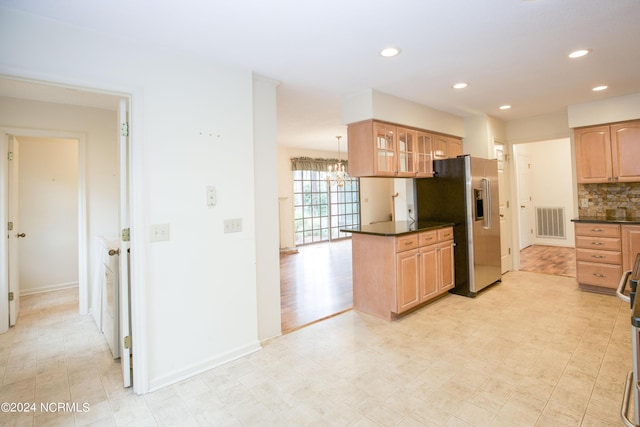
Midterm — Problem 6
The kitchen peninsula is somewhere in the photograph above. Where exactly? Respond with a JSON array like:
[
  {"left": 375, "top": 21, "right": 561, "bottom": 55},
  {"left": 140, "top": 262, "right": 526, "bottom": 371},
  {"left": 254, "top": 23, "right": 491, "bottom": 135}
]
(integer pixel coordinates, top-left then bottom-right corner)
[{"left": 342, "top": 221, "right": 454, "bottom": 320}]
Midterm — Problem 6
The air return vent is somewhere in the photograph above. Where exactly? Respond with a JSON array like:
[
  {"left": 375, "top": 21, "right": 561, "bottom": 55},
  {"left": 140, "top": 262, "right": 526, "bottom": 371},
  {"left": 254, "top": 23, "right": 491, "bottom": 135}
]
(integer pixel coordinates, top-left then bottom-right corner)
[{"left": 535, "top": 207, "right": 566, "bottom": 239}]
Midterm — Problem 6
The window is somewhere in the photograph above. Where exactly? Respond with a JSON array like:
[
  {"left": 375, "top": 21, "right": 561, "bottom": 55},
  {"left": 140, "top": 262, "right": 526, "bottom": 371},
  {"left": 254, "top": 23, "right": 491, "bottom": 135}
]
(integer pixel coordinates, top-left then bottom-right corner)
[{"left": 293, "top": 170, "right": 359, "bottom": 245}]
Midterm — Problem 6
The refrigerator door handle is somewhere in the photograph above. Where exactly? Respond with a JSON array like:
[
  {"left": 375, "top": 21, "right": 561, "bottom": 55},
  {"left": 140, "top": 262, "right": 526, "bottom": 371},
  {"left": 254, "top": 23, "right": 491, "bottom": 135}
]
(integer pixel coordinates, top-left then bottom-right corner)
[{"left": 482, "top": 177, "right": 491, "bottom": 229}]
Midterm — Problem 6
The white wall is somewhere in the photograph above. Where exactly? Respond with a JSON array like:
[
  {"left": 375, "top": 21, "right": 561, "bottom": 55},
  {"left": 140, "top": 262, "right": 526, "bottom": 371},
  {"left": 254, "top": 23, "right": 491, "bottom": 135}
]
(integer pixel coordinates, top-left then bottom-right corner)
[
  {"left": 0, "top": 6, "right": 279, "bottom": 394},
  {"left": 506, "top": 111, "right": 571, "bottom": 143},
  {"left": 0, "top": 97, "right": 118, "bottom": 316},
  {"left": 359, "top": 177, "right": 394, "bottom": 225},
  {"left": 463, "top": 115, "right": 490, "bottom": 158},
  {"left": 341, "top": 89, "right": 466, "bottom": 137},
  {"left": 252, "top": 75, "right": 281, "bottom": 342},
  {"left": 18, "top": 136, "right": 79, "bottom": 294},
  {"left": 568, "top": 93, "right": 640, "bottom": 128}
]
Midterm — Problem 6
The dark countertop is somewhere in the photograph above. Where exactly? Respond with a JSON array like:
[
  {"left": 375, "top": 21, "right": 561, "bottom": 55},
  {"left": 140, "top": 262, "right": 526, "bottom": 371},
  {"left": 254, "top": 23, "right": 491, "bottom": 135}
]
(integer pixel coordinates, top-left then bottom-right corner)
[
  {"left": 340, "top": 220, "right": 454, "bottom": 237},
  {"left": 571, "top": 216, "right": 640, "bottom": 225}
]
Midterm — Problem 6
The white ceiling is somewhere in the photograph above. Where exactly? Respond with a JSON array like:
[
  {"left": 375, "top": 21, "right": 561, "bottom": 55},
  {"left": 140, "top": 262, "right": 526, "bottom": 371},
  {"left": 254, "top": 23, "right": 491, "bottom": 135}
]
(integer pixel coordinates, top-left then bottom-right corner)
[{"left": 1, "top": 0, "right": 639, "bottom": 152}]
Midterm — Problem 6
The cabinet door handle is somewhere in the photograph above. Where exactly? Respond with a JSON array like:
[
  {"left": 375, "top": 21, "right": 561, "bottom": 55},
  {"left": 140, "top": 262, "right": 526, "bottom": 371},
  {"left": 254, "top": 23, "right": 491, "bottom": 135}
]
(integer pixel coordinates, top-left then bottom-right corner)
[
  {"left": 591, "top": 242, "right": 604, "bottom": 245},
  {"left": 591, "top": 255, "right": 605, "bottom": 259},
  {"left": 593, "top": 273, "right": 606, "bottom": 278},
  {"left": 590, "top": 228, "right": 603, "bottom": 232}
]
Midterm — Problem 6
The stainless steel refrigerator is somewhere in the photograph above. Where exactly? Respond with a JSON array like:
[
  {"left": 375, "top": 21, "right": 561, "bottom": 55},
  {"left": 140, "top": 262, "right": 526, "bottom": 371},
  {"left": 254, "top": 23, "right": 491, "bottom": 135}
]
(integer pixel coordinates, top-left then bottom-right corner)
[{"left": 415, "top": 155, "right": 501, "bottom": 297}]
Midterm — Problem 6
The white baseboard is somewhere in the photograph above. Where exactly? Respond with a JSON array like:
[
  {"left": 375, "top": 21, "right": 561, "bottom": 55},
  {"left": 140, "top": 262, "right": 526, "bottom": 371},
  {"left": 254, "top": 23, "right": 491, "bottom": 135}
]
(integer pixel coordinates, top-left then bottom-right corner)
[
  {"left": 20, "top": 281, "right": 79, "bottom": 296},
  {"left": 148, "top": 341, "right": 262, "bottom": 393}
]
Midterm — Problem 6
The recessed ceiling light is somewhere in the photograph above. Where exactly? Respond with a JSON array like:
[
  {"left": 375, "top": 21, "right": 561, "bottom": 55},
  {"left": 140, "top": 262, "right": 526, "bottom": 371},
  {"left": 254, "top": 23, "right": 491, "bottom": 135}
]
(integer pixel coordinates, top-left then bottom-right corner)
[
  {"left": 592, "top": 85, "right": 608, "bottom": 91},
  {"left": 453, "top": 82, "right": 468, "bottom": 89},
  {"left": 380, "top": 47, "right": 400, "bottom": 57},
  {"left": 499, "top": 105, "right": 511, "bottom": 110},
  {"left": 568, "top": 49, "right": 591, "bottom": 59}
]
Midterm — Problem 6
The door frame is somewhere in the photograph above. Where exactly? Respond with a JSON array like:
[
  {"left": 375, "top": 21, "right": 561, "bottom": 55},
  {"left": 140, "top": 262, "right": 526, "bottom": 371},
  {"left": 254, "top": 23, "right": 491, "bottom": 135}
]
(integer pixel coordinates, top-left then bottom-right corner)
[
  {"left": 1, "top": 128, "right": 88, "bottom": 326},
  {"left": 493, "top": 139, "right": 513, "bottom": 274},
  {"left": 0, "top": 75, "right": 148, "bottom": 394}
]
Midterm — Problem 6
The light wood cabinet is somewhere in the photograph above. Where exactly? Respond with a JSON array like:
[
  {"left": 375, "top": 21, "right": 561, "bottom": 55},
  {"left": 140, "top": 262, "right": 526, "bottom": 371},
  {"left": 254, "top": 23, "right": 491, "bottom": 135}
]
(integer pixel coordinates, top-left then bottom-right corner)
[
  {"left": 575, "top": 223, "right": 622, "bottom": 290},
  {"left": 575, "top": 120, "right": 640, "bottom": 183},
  {"left": 347, "top": 119, "right": 461, "bottom": 178},
  {"left": 416, "top": 131, "right": 434, "bottom": 177},
  {"left": 352, "top": 227, "right": 454, "bottom": 320},
  {"left": 397, "top": 126, "right": 418, "bottom": 176},
  {"left": 433, "top": 134, "right": 462, "bottom": 160},
  {"left": 438, "top": 228, "right": 455, "bottom": 292},
  {"left": 622, "top": 225, "right": 640, "bottom": 271},
  {"left": 612, "top": 122, "right": 640, "bottom": 182}
]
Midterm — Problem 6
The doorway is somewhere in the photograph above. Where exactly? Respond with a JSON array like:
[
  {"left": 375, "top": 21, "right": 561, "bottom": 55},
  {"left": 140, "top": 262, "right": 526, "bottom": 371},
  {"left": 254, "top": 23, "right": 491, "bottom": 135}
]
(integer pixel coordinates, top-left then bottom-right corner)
[
  {"left": 0, "top": 78, "right": 135, "bottom": 390},
  {"left": 512, "top": 138, "right": 576, "bottom": 272},
  {"left": 1, "top": 129, "right": 88, "bottom": 330},
  {"left": 14, "top": 136, "right": 80, "bottom": 299}
]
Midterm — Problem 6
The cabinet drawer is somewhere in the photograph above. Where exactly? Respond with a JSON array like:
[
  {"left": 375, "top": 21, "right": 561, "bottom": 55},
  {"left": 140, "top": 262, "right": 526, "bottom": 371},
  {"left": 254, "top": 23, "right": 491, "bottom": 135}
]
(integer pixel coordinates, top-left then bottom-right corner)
[
  {"left": 575, "top": 223, "right": 620, "bottom": 238},
  {"left": 575, "top": 236, "right": 621, "bottom": 251},
  {"left": 438, "top": 227, "right": 453, "bottom": 241},
  {"left": 576, "top": 248, "right": 622, "bottom": 265},
  {"left": 419, "top": 231, "right": 437, "bottom": 246},
  {"left": 576, "top": 261, "right": 622, "bottom": 289},
  {"left": 396, "top": 235, "right": 419, "bottom": 252}
]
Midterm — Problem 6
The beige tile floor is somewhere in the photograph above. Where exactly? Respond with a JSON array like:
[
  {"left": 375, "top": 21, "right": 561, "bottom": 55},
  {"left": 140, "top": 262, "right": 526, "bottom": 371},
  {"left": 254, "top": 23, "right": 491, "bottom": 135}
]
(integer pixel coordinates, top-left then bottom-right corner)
[{"left": 0, "top": 271, "right": 632, "bottom": 426}]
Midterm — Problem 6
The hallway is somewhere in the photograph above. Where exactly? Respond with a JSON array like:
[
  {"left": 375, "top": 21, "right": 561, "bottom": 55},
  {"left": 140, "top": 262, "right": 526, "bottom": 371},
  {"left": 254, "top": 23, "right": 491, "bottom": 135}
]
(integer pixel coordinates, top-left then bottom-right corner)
[{"left": 0, "top": 288, "right": 123, "bottom": 426}]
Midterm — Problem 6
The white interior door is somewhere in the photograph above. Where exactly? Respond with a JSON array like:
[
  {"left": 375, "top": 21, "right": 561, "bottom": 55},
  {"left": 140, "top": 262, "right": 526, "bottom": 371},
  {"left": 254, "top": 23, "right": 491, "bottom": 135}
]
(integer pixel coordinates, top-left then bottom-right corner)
[
  {"left": 8, "top": 136, "right": 21, "bottom": 326},
  {"left": 494, "top": 143, "right": 512, "bottom": 274},
  {"left": 118, "top": 99, "right": 132, "bottom": 388},
  {"left": 517, "top": 152, "right": 533, "bottom": 250}
]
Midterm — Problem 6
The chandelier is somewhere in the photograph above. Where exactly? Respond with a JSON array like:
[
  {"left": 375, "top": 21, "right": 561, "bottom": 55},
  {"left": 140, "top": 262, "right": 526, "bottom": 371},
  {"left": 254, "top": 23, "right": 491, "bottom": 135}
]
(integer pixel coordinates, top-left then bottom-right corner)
[{"left": 328, "top": 136, "right": 346, "bottom": 187}]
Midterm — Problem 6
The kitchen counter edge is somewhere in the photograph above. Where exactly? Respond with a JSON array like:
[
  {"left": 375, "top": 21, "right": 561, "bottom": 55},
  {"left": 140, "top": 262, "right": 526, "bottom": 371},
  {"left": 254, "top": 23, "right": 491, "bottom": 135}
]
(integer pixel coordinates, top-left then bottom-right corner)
[
  {"left": 571, "top": 217, "right": 640, "bottom": 225},
  {"left": 340, "top": 221, "right": 454, "bottom": 237}
]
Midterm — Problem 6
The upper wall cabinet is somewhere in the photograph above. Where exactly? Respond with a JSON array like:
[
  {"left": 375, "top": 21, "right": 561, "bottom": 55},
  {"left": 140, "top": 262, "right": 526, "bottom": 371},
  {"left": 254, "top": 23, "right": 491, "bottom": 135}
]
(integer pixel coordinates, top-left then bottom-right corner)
[
  {"left": 432, "top": 134, "right": 463, "bottom": 160},
  {"left": 347, "top": 119, "right": 462, "bottom": 178},
  {"left": 575, "top": 120, "right": 640, "bottom": 183}
]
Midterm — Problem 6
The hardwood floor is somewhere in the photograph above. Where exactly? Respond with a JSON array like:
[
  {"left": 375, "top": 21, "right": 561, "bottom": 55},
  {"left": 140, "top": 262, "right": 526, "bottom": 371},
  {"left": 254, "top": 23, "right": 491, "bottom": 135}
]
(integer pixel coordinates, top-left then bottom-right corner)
[
  {"left": 519, "top": 244, "right": 576, "bottom": 277},
  {"left": 280, "top": 241, "right": 576, "bottom": 333},
  {"left": 279, "top": 239, "right": 353, "bottom": 333}
]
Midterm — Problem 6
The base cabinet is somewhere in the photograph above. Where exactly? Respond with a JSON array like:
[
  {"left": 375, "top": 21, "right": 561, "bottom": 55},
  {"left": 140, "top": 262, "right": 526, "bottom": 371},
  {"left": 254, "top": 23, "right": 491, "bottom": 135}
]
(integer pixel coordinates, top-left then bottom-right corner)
[
  {"left": 622, "top": 225, "right": 640, "bottom": 271},
  {"left": 575, "top": 223, "right": 622, "bottom": 291},
  {"left": 352, "top": 227, "right": 454, "bottom": 320}
]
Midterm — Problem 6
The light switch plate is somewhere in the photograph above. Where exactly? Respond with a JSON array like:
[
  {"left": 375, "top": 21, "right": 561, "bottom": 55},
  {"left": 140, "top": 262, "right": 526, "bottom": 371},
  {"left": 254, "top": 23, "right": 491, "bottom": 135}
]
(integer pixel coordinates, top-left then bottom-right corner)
[{"left": 580, "top": 198, "right": 589, "bottom": 208}]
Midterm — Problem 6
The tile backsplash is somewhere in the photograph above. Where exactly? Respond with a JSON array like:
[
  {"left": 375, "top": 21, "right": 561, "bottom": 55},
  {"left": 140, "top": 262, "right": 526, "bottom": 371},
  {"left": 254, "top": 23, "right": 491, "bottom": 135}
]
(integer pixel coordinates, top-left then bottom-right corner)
[{"left": 578, "top": 182, "right": 640, "bottom": 219}]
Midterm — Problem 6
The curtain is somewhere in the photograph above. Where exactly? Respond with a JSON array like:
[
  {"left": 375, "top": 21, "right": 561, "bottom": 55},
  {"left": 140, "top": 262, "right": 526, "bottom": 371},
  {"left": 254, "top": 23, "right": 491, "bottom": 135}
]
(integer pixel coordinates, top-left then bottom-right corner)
[{"left": 290, "top": 156, "right": 348, "bottom": 171}]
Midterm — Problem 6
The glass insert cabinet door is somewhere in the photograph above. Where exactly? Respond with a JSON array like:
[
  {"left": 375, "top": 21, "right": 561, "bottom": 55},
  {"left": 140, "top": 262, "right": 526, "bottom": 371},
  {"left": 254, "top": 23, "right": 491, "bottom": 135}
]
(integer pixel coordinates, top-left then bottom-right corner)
[
  {"left": 374, "top": 122, "right": 396, "bottom": 175},
  {"left": 416, "top": 131, "right": 434, "bottom": 177},
  {"left": 397, "top": 127, "right": 417, "bottom": 176}
]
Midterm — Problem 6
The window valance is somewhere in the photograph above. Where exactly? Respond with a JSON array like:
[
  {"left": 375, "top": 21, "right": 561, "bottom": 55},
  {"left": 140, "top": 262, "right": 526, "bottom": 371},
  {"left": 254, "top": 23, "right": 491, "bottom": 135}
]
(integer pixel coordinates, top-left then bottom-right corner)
[{"left": 290, "top": 156, "right": 348, "bottom": 172}]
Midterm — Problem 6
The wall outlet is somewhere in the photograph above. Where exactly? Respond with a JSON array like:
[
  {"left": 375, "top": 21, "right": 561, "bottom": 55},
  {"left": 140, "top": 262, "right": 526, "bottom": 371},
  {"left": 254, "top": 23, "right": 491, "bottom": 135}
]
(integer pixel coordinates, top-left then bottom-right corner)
[
  {"left": 150, "top": 224, "right": 170, "bottom": 242},
  {"left": 580, "top": 198, "right": 589, "bottom": 208},
  {"left": 206, "top": 186, "right": 216, "bottom": 207}
]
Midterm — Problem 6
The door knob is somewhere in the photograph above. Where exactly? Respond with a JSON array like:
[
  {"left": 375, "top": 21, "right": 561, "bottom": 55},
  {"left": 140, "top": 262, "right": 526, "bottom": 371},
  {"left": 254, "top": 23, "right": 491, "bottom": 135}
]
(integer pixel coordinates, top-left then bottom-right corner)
[{"left": 17, "top": 233, "right": 26, "bottom": 238}]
